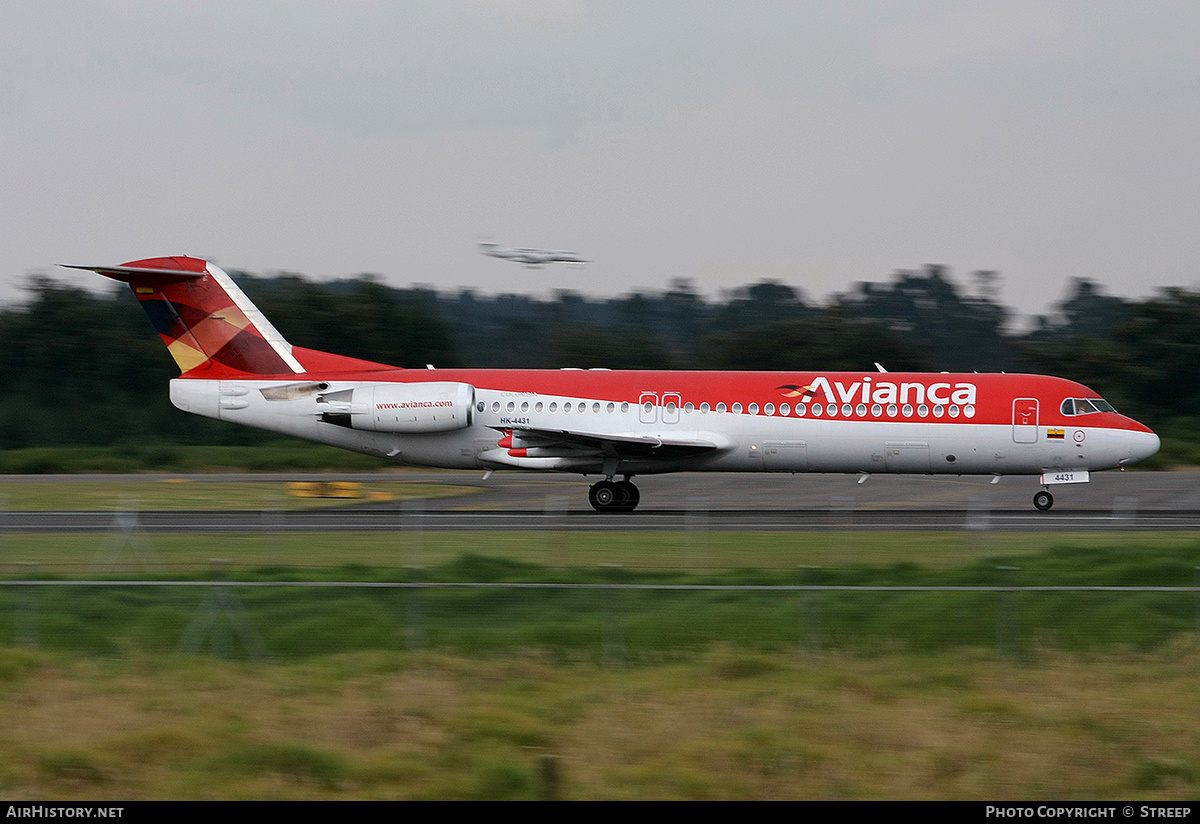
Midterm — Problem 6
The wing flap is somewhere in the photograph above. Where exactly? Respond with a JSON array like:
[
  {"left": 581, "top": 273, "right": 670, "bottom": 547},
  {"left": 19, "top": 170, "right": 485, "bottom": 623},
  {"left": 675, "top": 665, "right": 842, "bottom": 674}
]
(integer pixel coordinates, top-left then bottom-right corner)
[{"left": 502, "top": 424, "right": 730, "bottom": 458}]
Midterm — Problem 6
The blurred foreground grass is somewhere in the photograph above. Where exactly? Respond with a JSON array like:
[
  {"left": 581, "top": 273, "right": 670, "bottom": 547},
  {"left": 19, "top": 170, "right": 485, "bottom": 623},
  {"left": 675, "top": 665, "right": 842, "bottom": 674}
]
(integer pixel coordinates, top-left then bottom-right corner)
[
  {"left": 4, "top": 528, "right": 1200, "bottom": 798},
  {"left": 1, "top": 644, "right": 1198, "bottom": 799}
]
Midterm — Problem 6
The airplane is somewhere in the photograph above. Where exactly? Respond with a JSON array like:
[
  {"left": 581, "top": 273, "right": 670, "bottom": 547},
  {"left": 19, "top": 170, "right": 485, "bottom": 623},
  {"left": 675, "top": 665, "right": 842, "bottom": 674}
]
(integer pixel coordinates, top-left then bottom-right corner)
[
  {"left": 478, "top": 241, "right": 587, "bottom": 267},
  {"left": 65, "top": 256, "right": 1160, "bottom": 512}
]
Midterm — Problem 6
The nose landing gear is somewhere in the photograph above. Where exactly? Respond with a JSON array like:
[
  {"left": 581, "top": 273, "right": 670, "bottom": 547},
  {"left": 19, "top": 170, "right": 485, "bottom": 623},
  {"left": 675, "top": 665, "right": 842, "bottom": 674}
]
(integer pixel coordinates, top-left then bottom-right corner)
[
  {"left": 589, "top": 477, "right": 640, "bottom": 512},
  {"left": 1033, "top": 490, "right": 1054, "bottom": 511}
]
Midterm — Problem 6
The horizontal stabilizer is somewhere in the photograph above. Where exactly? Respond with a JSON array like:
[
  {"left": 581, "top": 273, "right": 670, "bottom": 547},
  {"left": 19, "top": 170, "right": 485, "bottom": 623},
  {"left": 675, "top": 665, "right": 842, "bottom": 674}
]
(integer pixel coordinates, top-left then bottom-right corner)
[{"left": 61, "top": 263, "right": 207, "bottom": 283}]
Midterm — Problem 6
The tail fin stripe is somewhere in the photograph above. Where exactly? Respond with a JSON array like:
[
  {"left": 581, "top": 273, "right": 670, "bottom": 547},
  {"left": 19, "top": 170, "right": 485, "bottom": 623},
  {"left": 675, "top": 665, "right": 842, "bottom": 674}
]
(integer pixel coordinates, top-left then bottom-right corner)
[{"left": 204, "top": 265, "right": 303, "bottom": 373}]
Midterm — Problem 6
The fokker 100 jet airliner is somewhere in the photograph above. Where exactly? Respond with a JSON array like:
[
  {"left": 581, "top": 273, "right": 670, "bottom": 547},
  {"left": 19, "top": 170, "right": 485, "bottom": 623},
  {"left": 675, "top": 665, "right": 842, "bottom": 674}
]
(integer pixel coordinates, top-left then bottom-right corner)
[{"left": 67, "top": 256, "right": 1160, "bottom": 512}]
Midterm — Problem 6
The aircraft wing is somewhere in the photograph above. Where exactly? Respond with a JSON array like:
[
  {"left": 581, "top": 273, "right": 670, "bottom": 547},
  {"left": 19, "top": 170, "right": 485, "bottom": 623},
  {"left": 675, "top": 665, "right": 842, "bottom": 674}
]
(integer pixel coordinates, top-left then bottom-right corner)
[{"left": 500, "top": 424, "right": 730, "bottom": 458}]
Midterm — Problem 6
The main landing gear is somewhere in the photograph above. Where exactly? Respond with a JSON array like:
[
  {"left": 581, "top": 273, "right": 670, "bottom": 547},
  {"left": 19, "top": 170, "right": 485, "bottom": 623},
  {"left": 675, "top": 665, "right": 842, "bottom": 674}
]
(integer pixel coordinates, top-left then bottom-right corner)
[
  {"left": 1033, "top": 490, "right": 1054, "bottom": 511},
  {"left": 588, "top": 477, "right": 640, "bottom": 512}
]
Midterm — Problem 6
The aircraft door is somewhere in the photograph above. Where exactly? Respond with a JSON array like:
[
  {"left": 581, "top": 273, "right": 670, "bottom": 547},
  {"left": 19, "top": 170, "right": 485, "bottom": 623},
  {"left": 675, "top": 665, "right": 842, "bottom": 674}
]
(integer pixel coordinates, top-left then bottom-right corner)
[
  {"left": 1013, "top": 398, "right": 1039, "bottom": 444},
  {"left": 662, "top": 393, "right": 681, "bottom": 424},
  {"left": 639, "top": 392, "right": 658, "bottom": 424}
]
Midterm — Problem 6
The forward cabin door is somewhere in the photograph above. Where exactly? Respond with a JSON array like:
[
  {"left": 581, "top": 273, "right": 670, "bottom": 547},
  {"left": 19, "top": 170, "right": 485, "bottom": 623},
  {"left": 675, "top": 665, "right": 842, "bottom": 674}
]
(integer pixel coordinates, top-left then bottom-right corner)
[{"left": 1013, "top": 398, "right": 1039, "bottom": 443}]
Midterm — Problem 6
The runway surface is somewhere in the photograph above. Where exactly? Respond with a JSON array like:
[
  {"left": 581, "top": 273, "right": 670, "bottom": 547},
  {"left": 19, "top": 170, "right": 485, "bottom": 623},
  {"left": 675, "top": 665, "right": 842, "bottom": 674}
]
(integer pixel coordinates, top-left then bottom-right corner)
[{"left": 2, "top": 470, "right": 1199, "bottom": 532}]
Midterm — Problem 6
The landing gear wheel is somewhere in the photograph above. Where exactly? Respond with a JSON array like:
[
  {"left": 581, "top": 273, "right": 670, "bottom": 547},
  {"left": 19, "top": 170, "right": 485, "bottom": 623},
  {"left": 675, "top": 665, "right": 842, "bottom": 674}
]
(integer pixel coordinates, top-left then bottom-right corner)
[
  {"left": 1033, "top": 490, "right": 1054, "bottom": 511},
  {"left": 590, "top": 480, "right": 617, "bottom": 511},
  {"left": 615, "top": 480, "right": 640, "bottom": 511},
  {"left": 589, "top": 479, "right": 639, "bottom": 512}
]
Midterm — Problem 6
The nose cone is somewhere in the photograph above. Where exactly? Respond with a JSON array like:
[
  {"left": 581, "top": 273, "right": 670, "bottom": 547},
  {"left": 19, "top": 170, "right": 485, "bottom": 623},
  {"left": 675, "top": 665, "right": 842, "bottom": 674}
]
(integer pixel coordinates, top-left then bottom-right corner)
[{"left": 1121, "top": 428, "right": 1161, "bottom": 465}]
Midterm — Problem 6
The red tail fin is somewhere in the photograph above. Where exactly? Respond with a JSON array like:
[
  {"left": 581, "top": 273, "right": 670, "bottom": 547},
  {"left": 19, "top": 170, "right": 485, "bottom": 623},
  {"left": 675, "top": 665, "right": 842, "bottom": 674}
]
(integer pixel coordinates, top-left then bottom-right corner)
[{"left": 66, "top": 256, "right": 305, "bottom": 376}]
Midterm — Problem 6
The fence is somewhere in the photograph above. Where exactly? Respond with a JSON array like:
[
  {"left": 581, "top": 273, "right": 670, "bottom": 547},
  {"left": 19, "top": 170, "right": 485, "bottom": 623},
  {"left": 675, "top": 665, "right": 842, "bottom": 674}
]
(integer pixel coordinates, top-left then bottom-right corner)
[{"left": 5, "top": 575, "right": 1200, "bottom": 664}]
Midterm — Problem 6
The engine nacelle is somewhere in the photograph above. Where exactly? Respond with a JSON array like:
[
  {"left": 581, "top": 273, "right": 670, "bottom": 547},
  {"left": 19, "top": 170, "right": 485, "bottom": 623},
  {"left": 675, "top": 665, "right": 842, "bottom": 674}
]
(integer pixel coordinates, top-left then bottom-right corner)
[{"left": 319, "top": 381, "right": 474, "bottom": 433}]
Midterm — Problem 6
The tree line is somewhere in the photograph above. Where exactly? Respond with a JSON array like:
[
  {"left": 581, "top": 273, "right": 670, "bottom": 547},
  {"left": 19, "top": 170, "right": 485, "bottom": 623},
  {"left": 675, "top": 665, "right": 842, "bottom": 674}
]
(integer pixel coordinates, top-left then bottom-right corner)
[{"left": 0, "top": 265, "right": 1195, "bottom": 449}]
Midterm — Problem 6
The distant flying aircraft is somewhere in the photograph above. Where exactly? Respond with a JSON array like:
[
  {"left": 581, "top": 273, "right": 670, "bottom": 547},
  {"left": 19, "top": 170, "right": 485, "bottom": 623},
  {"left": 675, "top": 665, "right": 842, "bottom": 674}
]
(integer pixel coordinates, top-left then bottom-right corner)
[
  {"left": 69, "top": 256, "right": 1160, "bottom": 512},
  {"left": 478, "top": 241, "right": 587, "bottom": 267}
]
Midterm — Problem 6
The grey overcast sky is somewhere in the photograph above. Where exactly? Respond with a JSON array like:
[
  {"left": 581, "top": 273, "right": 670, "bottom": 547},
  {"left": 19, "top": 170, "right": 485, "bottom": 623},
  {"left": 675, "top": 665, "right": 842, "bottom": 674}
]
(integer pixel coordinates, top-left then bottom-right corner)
[{"left": 3, "top": 1, "right": 1199, "bottom": 319}]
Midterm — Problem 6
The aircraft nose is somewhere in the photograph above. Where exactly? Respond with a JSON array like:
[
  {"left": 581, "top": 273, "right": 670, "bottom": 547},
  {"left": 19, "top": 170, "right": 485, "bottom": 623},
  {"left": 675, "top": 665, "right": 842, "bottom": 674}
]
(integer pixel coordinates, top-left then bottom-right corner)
[{"left": 1120, "top": 429, "right": 1160, "bottom": 465}]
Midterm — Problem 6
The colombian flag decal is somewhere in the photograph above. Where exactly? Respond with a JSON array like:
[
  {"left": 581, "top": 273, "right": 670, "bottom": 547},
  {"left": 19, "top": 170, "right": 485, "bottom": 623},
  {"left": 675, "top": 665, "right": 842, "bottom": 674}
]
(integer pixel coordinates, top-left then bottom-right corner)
[{"left": 1047, "top": 428, "right": 1065, "bottom": 439}]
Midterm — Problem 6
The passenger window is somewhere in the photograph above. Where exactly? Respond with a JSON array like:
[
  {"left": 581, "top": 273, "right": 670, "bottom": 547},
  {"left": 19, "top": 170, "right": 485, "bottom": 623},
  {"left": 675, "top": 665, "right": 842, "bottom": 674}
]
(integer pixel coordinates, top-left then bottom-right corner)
[
  {"left": 717, "top": 403, "right": 727, "bottom": 413},
  {"left": 748, "top": 403, "right": 759, "bottom": 415},
  {"left": 779, "top": 403, "right": 790, "bottom": 416},
  {"left": 732, "top": 403, "right": 743, "bottom": 414},
  {"left": 765, "top": 403, "right": 775, "bottom": 415}
]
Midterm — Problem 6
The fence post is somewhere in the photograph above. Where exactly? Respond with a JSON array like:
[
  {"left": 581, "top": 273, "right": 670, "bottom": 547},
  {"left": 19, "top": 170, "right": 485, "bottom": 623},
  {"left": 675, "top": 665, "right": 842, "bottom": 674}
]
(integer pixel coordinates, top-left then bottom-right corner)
[
  {"left": 798, "top": 565, "right": 822, "bottom": 654},
  {"left": 403, "top": 566, "right": 428, "bottom": 650},
  {"left": 602, "top": 564, "right": 625, "bottom": 670},
  {"left": 538, "top": 753, "right": 563, "bottom": 801},
  {"left": 15, "top": 561, "right": 37, "bottom": 648},
  {"left": 176, "top": 559, "right": 270, "bottom": 662},
  {"left": 996, "top": 565, "right": 1021, "bottom": 660}
]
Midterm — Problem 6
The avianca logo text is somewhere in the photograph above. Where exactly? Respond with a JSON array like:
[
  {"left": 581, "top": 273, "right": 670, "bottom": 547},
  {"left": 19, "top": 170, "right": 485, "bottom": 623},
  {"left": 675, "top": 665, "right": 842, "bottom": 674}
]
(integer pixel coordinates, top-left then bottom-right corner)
[{"left": 781, "top": 377, "right": 978, "bottom": 407}]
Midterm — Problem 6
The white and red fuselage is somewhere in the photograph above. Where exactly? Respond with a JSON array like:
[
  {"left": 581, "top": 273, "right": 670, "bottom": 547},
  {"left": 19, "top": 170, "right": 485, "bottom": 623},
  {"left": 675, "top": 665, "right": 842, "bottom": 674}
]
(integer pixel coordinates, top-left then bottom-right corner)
[
  {"left": 171, "top": 367, "right": 1157, "bottom": 477},
  {"left": 72, "top": 256, "right": 1160, "bottom": 511}
]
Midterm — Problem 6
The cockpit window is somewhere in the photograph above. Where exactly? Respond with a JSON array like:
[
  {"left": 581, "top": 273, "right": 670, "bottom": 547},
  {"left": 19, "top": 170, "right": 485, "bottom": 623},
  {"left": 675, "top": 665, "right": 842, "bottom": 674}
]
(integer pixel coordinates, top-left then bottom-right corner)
[{"left": 1061, "top": 397, "right": 1116, "bottom": 416}]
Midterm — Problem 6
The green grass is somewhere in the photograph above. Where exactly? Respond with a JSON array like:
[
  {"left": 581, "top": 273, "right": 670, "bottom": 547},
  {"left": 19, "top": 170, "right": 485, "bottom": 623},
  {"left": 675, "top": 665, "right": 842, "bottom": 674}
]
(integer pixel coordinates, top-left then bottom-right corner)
[
  {"left": 4, "top": 531, "right": 1200, "bottom": 798},
  {"left": 2, "top": 645, "right": 1200, "bottom": 799},
  {"left": 2, "top": 528, "right": 1197, "bottom": 573},
  {"left": 4, "top": 536, "right": 1200, "bottom": 659}
]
